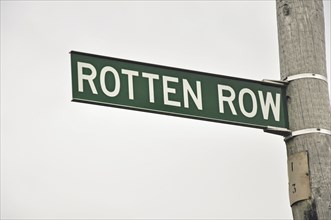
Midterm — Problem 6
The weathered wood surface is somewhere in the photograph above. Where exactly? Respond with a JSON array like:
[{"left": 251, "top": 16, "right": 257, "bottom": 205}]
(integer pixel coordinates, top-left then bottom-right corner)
[{"left": 276, "top": 0, "right": 331, "bottom": 219}]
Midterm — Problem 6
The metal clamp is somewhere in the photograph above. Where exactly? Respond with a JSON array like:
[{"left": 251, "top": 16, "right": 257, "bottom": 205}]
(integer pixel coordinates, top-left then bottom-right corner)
[
  {"left": 264, "top": 126, "right": 291, "bottom": 136},
  {"left": 284, "top": 128, "right": 331, "bottom": 141},
  {"left": 261, "top": 79, "right": 288, "bottom": 86},
  {"left": 283, "top": 73, "right": 328, "bottom": 83}
]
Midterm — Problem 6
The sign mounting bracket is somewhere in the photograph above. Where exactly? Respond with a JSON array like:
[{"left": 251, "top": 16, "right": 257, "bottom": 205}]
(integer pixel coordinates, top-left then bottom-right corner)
[{"left": 264, "top": 126, "right": 291, "bottom": 136}]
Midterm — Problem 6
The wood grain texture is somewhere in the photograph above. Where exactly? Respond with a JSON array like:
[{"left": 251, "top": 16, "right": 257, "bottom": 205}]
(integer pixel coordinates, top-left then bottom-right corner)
[{"left": 276, "top": 0, "right": 331, "bottom": 219}]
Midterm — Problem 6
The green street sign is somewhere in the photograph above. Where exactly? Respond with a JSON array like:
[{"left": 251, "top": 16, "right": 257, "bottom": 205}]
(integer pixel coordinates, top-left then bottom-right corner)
[{"left": 71, "top": 51, "right": 289, "bottom": 130}]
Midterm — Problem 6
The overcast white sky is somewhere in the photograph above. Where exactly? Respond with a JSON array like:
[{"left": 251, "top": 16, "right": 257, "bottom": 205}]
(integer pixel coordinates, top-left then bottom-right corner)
[{"left": 1, "top": 1, "right": 330, "bottom": 219}]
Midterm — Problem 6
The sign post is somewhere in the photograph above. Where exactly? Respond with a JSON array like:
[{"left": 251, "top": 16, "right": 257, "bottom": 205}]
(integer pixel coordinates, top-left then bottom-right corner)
[
  {"left": 71, "top": 51, "right": 288, "bottom": 131},
  {"left": 276, "top": 0, "right": 331, "bottom": 219}
]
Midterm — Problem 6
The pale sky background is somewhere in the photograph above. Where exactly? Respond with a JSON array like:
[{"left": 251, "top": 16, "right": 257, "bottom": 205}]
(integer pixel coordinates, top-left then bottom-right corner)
[{"left": 1, "top": 1, "right": 330, "bottom": 219}]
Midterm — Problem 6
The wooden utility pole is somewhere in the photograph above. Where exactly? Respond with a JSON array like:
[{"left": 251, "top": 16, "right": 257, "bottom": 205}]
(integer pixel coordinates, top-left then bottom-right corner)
[{"left": 276, "top": 0, "right": 331, "bottom": 219}]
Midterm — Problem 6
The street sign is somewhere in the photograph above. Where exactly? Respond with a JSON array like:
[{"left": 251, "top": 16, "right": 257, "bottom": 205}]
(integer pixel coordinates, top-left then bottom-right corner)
[{"left": 71, "top": 51, "right": 288, "bottom": 130}]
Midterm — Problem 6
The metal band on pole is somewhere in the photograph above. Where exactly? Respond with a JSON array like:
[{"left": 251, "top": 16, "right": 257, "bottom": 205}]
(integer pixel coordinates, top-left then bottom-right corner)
[
  {"left": 284, "top": 128, "right": 331, "bottom": 141},
  {"left": 283, "top": 73, "right": 328, "bottom": 83}
]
